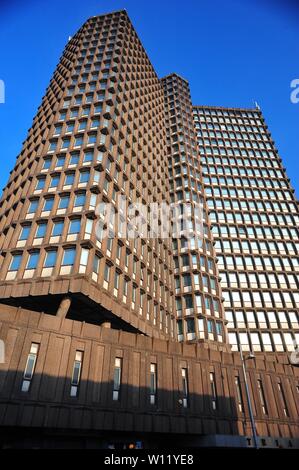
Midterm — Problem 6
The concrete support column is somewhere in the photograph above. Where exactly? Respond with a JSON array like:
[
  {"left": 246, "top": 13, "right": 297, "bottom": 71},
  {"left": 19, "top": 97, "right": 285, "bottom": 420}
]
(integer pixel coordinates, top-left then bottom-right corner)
[{"left": 56, "top": 297, "right": 72, "bottom": 319}]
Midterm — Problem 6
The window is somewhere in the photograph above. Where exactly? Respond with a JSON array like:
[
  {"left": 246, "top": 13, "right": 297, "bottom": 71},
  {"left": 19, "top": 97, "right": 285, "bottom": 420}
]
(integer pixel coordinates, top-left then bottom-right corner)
[
  {"left": 56, "top": 155, "right": 65, "bottom": 167},
  {"left": 36, "top": 177, "right": 46, "bottom": 190},
  {"left": 52, "top": 220, "right": 64, "bottom": 236},
  {"left": 69, "top": 219, "right": 81, "bottom": 234},
  {"left": 277, "top": 382, "right": 289, "bottom": 417},
  {"left": 113, "top": 358, "right": 122, "bottom": 401},
  {"left": 43, "top": 158, "right": 52, "bottom": 170},
  {"left": 50, "top": 174, "right": 60, "bottom": 188},
  {"left": 78, "top": 120, "right": 87, "bottom": 131},
  {"left": 59, "top": 195, "right": 70, "bottom": 210},
  {"left": 21, "top": 343, "right": 39, "bottom": 392},
  {"left": 114, "top": 271, "right": 120, "bottom": 292},
  {"left": 91, "top": 118, "right": 100, "bottom": 128},
  {"left": 262, "top": 333, "right": 273, "bottom": 351},
  {"left": 216, "top": 322, "right": 222, "bottom": 336},
  {"left": 88, "top": 133, "right": 97, "bottom": 144},
  {"left": 210, "top": 372, "right": 218, "bottom": 410},
  {"left": 103, "top": 263, "right": 110, "bottom": 289},
  {"left": 28, "top": 199, "right": 39, "bottom": 214},
  {"left": 185, "top": 295, "right": 193, "bottom": 309},
  {"left": 207, "top": 320, "right": 214, "bottom": 334},
  {"left": 70, "top": 153, "right": 79, "bottom": 165},
  {"left": 235, "top": 376, "right": 244, "bottom": 412},
  {"left": 43, "top": 197, "right": 54, "bottom": 212},
  {"left": 84, "top": 151, "right": 93, "bottom": 163},
  {"left": 36, "top": 222, "right": 47, "bottom": 239},
  {"left": 49, "top": 141, "right": 57, "bottom": 152},
  {"left": 150, "top": 364, "right": 157, "bottom": 405},
  {"left": 66, "top": 122, "right": 75, "bottom": 133},
  {"left": 75, "top": 135, "right": 84, "bottom": 147},
  {"left": 44, "top": 250, "right": 57, "bottom": 268},
  {"left": 65, "top": 173, "right": 75, "bottom": 186},
  {"left": 70, "top": 351, "right": 83, "bottom": 398},
  {"left": 74, "top": 193, "right": 86, "bottom": 207},
  {"left": 19, "top": 225, "right": 31, "bottom": 241},
  {"left": 9, "top": 253, "right": 22, "bottom": 272},
  {"left": 123, "top": 278, "right": 129, "bottom": 298},
  {"left": 79, "top": 170, "right": 90, "bottom": 184},
  {"left": 62, "top": 248, "right": 76, "bottom": 266},
  {"left": 257, "top": 379, "right": 268, "bottom": 415},
  {"left": 26, "top": 252, "right": 39, "bottom": 270},
  {"left": 93, "top": 254, "right": 101, "bottom": 275},
  {"left": 61, "top": 138, "right": 70, "bottom": 149},
  {"left": 181, "top": 368, "right": 189, "bottom": 408}
]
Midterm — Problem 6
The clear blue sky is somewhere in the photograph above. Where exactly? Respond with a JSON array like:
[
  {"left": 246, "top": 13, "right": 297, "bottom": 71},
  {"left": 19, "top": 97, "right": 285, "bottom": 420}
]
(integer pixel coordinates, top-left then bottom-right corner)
[{"left": 0, "top": 0, "right": 298, "bottom": 197}]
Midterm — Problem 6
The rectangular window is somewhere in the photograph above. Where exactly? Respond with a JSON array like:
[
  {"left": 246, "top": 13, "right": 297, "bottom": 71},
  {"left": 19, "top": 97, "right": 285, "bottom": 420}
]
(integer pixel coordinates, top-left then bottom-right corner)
[
  {"left": 26, "top": 252, "right": 39, "bottom": 270},
  {"left": 75, "top": 136, "right": 84, "bottom": 147},
  {"left": 52, "top": 220, "right": 64, "bottom": 237},
  {"left": 277, "top": 381, "right": 289, "bottom": 417},
  {"left": 70, "top": 154, "right": 79, "bottom": 165},
  {"left": 36, "top": 178, "right": 46, "bottom": 190},
  {"left": 44, "top": 250, "right": 57, "bottom": 268},
  {"left": 65, "top": 173, "right": 75, "bottom": 186},
  {"left": 70, "top": 351, "right": 83, "bottom": 397},
  {"left": 62, "top": 248, "right": 76, "bottom": 266},
  {"left": 28, "top": 199, "right": 39, "bottom": 214},
  {"left": 210, "top": 372, "right": 218, "bottom": 410},
  {"left": 103, "top": 263, "right": 110, "bottom": 289},
  {"left": 50, "top": 175, "right": 60, "bottom": 188},
  {"left": 84, "top": 151, "right": 93, "bottom": 163},
  {"left": 123, "top": 278, "right": 129, "bottom": 298},
  {"left": 56, "top": 155, "right": 65, "bottom": 167},
  {"left": 78, "top": 120, "right": 86, "bottom": 131},
  {"left": 93, "top": 254, "right": 100, "bottom": 275},
  {"left": 59, "top": 195, "right": 70, "bottom": 210},
  {"left": 21, "top": 343, "right": 39, "bottom": 392},
  {"left": 216, "top": 322, "right": 222, "bottom": 336},
  {"left": 36, "top": 223, "right": 47, "bottom": 239},
  {"left": 235, "top": 376, "right": 244, "bottom": 413},
  {"left": 66, "top": 122, "right": 75, "bottom": 133},
  {"left": 79, "top": 171, "right": 90, "bottom": 183},
  {"left": 69, "top": 219, "right": 81, "bottom": 234},
  {"left": 257, "top": 379, "right": 268, "bottom": 415},
  {"left": 19, "top": 225, "right": 31, "bottom": 241},
  {"left": 150, "top": 363, "right": 157, "bottom": 405},
  {"left": 74, "top": 193, "right": 86, "bottom": 207},
  {"left": 9, "top": 254, "right": 22, "bottom": 272},
  {"left": 49, "top": 141, "right": 57, "bottom": 151},
  {"left": 114, "top": 271, "right": 120, "bottom": 291},
  {"left": 61, "top": 138, "right": 70, "bottom": 149},
  {"left": 181, "top": 368, "right": 189, "bottom": 408},
  {"left": 43, "top": 158, "right": 52, "bottom": 170},
  {"left": 113, "top": 358, "right": 122, "bottom": 401},
  {"left": 43, "top": 197, "right": 54, "bottom": 212}
]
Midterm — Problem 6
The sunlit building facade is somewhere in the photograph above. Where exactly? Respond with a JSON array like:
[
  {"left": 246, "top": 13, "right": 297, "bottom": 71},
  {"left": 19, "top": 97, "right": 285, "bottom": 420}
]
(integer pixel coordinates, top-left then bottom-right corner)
[{"left": 193, "top": 106, "right": 299, "bottom": 353}]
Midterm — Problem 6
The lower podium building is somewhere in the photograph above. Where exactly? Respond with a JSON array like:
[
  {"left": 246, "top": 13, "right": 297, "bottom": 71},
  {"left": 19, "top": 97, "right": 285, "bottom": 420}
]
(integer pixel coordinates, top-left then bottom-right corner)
[
  {"left": 0, "top": 304, "right": 298, "bottom": 449},
  {"left": 0, "top": 10, "right": 298, "bottom": 449}
]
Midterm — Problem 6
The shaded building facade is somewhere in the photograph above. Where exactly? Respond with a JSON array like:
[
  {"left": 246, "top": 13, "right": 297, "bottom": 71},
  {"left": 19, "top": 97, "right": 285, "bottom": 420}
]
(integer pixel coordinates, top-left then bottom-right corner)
[{"left": 0, "top": 10, "right": 298, "bottom": 449}]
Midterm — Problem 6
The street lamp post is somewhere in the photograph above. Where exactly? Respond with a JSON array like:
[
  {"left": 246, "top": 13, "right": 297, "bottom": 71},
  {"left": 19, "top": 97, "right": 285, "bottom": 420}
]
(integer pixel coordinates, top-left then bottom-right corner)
[{"left": 240, "top": 343, "right": 259, "bottom": 450}]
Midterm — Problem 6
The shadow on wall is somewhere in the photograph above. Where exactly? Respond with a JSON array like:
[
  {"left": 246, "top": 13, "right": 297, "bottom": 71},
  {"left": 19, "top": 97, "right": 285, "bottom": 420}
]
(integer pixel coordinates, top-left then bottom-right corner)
[{"left": 0, "top": 369, "right": 244, "bottom": 449}]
